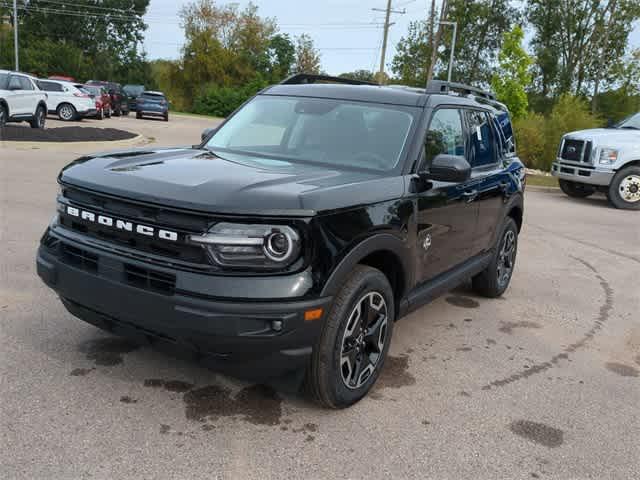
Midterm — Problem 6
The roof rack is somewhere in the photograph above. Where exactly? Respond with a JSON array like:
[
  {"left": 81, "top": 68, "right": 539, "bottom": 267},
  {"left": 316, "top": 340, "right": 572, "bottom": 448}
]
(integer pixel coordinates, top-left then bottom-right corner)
[
  {"left": 280, "top": 73, "right": 378, "bottom": 87},
  {"left": 426, "top": 80, "right": 496, "bottom": 101}
]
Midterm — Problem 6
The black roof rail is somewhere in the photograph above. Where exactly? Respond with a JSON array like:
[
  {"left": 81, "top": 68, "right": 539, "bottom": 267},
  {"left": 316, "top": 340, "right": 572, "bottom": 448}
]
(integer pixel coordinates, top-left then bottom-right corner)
[
  {"left": 426, "top": 80, "right": 496, "bottom": 101},
  {"left": 280, "top": 73, "right": 378, "bottom": 86}
]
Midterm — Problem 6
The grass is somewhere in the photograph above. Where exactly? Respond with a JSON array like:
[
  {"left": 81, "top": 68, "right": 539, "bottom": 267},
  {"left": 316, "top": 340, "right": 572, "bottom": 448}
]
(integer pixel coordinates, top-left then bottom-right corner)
[{"left": 526, "top": 174, "right": 559, "bottom": 188}]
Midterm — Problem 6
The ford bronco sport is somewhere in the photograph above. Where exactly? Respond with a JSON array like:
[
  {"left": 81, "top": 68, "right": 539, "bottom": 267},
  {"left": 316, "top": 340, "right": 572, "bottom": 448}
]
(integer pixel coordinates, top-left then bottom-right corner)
[{"left": 37, "top": 75, "right": 525, "bottom": 408}]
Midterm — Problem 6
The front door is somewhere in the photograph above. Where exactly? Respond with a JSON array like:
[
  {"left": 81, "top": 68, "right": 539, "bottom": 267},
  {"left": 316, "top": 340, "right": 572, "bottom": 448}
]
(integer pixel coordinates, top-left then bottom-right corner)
[{"left": 413, "top": 107, "right": 479, "bottom": 284}]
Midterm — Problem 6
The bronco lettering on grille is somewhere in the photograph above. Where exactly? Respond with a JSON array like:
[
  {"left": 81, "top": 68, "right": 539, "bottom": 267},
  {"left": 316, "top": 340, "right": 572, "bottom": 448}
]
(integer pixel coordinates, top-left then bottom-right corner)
[{"left": 64, "top": 205, "right": 179, "bottom": 242}]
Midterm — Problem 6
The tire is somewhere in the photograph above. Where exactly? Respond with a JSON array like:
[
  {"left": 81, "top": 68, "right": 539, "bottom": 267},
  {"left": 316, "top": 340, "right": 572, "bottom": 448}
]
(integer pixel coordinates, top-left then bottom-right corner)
[
  {"left": 306, "top": 265, "right": 395, "bottom": 409},
  {"left": 57, "top": 103, "right": 77, "bottom": 122},
  {"left": 164, "top": 114, "right": 169, "bottom": 122},
  {"left": 559, "top": 179, "right": 595, "bottom": 198},
  {"left": 472, "top": 217, "right": 518, "bottom": 298},
  {"left": 29, "top": 105, "right": 46, "bottom": 129},
  {"left": 105, "top": 107, "right": 112, "bottom": 118},
  {"left": 113, "top": 106, "right": 121, "bottom": 117},
  {"left": 0, "top": 103, "right": 7, "bottom": 127},
  {"left": 608, "top": 166, "right": 640, "bottom": 210},
  {"left": 136, "top": 112, "right": 143, "bottom": 120},
  {"left": 97, "top": 108, "right": 104, "bottom": 120},
  {"left": 123, "top": 110, "right": 130, "bottom": 116}
]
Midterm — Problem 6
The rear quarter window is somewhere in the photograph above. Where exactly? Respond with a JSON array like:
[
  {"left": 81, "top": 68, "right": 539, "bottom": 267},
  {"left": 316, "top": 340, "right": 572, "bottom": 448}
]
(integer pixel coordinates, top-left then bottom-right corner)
[{"left": 0, "top": 73, "right": 8, "bottom": 90}]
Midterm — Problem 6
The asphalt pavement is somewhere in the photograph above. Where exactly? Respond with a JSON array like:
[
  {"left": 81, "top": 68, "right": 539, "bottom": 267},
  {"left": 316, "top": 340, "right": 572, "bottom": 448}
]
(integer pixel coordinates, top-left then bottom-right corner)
[{"left": 1, "top": 115, "right": 638, "bottom": 479}]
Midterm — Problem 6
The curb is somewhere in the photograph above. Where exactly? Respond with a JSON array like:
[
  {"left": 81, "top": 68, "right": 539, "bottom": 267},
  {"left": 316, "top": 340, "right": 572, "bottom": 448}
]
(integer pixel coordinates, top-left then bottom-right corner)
[{"left": 0, "top": 133, "right": 147, "bottom": 150}]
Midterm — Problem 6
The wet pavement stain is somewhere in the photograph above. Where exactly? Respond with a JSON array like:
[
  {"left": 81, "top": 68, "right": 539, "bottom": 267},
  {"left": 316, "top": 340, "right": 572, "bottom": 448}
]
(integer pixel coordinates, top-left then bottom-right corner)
[
  {"left": 78, "top": 337, "right": 140, "bottom": 366},
  {"left": 486, "top": 338, "right": 497, "bottom": 345},
  {"left": 456, "top": 347, "right": 472, "bottom": 352},
  {"left": 374, "top": 355, "right": 416, "bottom": 390},
  {"left": 464, "top": 318, "right": 473, "bottom": 322},
  {"left": 120, "top": 396, "right": 138, "bottom": 404},
  {"left": 509, "top": 420, "right": 564, "bottom": 448},
  {"left": 605, "top": 362, "right": 639, "bottom": 377},
  {"left": 446, "top": 296, "right": 480, "bottom": 309},
  {"left": 159, "top": 424, "right": 171, "bottom": 434},
  {"left": 183, "top": 384, "right": 282, "bottom": 426},
  {"left": 499, "top": 321, "right": 542, "bottom": 334},
  {"left": 483, "top": 256, "right": 613, "bottom": 391},
  {"left": 69, "top": 367, "right": 95, "bottom": 377},
  {"left": 144, "top": 379, "right": 195, "bottom": 393}
]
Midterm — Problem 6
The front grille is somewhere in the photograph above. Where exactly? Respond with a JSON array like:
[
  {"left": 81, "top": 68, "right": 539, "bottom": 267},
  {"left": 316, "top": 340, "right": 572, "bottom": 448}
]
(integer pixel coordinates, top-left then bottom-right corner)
[
  {"left": 561, "top": 139, "right": 592, "bottom": 163},
  {"left": 60, "top": 186, "right": 213, "bottom": 267},
  {"left": 61, "top": 244, "right": 98, "bottom": 272},
  {"left": 124, "top": 264, "right": 176, "bottom": 295}
]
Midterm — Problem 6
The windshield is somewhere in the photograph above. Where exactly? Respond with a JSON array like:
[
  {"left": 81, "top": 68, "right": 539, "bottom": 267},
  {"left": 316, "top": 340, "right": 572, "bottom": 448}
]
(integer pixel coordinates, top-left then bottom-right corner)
[
  {"left": 206, "top": 95, "right": 416, "bottom": 171},
  {"left": 617, "top": 112, "right": 640, "bottom": 129},
  {"left": 124, "top": 85, "right": 145, "bottom": 97}
]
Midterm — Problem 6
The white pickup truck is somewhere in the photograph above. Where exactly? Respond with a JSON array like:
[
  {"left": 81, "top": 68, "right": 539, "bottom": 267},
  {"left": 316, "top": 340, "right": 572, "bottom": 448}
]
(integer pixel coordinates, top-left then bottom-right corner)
[
  {"left": 552, "top": 112, "right": 640, "bottom": 210},
  {"left": 0, "top": 69, "right": 48, "bottom": 129}
]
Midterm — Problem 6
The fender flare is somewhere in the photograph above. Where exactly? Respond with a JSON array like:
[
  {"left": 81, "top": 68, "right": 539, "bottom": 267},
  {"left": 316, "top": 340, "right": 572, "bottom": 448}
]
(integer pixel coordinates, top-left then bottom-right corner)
[{"left": 320, "top": 233, "right": 412, "bottom": 298}]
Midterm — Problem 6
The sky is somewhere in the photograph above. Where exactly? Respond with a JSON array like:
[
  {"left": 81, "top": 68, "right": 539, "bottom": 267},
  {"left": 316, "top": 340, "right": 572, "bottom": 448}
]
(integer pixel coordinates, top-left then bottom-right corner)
[{"left": 143, "top": 0, "right": 640, "bottom": 76}]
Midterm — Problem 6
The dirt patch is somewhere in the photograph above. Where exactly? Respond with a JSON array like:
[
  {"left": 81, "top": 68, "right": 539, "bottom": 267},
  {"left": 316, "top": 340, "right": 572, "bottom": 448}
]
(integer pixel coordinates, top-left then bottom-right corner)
[
  {"left": 183, "top": 384, "right": 282, "bottom": 426},
  {"left": 605, "top": 362, "right": 639, "bottom": 377},
  {"left": 499, "top": 321, "right": 542, "bottom": 334},
  {"left": 120, "top": 396, "right": 138, "bottom": 404},
  {"left": 0, "top": 125, "right": 137, "bottom": 142},
  {"left": 509, "top": 420, "right": 564, "bottom": 448},
  {"left": 78, "top": 337, "right": 140, "bottom": 366},
  {"left": 374, "top": 355, "right": 416, "bottom": 390},
  {"left": 69, "top": 367, "right": 95, "bottom": 377},
  {"left": 446, "top": 296, "right": 480, "bottom": 309},
  {"left": 144, "top": 379, "right": 195, "bottom": 393}
]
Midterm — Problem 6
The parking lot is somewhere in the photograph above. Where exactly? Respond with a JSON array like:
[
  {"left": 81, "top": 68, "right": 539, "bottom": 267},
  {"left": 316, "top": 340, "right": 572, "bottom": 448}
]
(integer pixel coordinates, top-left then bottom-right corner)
[{"left": 1, "top": 116, "right": 639, "bottom": 479}]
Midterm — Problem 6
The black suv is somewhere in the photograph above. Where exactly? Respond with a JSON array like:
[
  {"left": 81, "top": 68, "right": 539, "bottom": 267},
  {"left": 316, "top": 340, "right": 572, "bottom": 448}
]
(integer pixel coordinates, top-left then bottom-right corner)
[{"left": 37, "top": 75, "right": 525, "bottom": 408}]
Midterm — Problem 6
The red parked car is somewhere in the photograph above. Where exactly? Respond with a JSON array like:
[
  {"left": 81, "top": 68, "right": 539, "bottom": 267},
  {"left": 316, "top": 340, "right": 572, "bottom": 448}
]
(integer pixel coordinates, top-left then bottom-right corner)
[{"left": 83, "top": 85, "right": 112, "bottom": 119}]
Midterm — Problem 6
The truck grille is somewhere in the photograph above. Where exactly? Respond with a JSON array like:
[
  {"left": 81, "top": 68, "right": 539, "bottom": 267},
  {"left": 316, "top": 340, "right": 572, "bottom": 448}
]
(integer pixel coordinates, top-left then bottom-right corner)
[
  {"left": 60, "top": 185, "right": 213, "bottom": 268},
  {"left": 560, "top": 139, "right": 592, "bottom": 163}
]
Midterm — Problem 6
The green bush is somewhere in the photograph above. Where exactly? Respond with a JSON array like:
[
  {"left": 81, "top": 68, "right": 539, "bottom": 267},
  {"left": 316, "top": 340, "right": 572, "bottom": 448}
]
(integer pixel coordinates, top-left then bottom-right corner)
[
  {"left": 192, "top": 78, "right": 269, "bottom": 117},
  {"left": 515, "top": 95, "right": 602, "bottom": 171}
]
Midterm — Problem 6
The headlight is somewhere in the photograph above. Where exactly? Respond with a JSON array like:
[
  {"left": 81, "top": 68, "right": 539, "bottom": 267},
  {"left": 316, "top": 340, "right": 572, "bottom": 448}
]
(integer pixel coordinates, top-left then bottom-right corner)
[
  {"left": 599, "top": 148, "right": 618, "bottom": 165},
  {"left": 189, "top": 223, "right": 301, "bottom": 269}
]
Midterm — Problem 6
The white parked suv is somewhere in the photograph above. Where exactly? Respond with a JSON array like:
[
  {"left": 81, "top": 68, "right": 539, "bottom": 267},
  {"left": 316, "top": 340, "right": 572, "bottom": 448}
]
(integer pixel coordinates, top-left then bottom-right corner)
[
  {"left": 36, "top": 79, "right": 96, "bottom": 121},
  {"left": 0, "top": 70, "right": 48, "bottom": 129},
  {"left": 552, "top": 112, "right": 640, "bottom": 210}
]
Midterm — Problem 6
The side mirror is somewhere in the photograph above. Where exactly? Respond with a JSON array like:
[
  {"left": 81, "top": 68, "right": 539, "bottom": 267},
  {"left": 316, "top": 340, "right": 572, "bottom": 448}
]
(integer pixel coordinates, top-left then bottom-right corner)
[
  {"left": 201, "top": 127, "right": 217, "bottom": 142},
  {"left": 422, "top": 154, "right": 471, "bottom": 183}
]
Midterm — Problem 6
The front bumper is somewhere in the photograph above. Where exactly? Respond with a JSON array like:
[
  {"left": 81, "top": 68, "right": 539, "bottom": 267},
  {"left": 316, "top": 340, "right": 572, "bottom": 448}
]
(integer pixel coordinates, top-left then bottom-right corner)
[
  {"left": 37, "top": 228, "right": 331, "bottom": 379},
  {"left": 551, "top": 160, "right": 615, "bottom": 186},
  {"left": 139, "top": 109, "right": 168, "bottom": 117},
  {"left": 79, "top": 109, "right": 98, "bottom": 118}
]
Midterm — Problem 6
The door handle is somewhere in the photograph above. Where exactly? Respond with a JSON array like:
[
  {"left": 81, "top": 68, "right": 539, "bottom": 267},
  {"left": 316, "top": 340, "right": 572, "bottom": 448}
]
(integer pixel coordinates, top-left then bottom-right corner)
[{"left": 462, "top": 189, "right": 478, "bottom": 202}]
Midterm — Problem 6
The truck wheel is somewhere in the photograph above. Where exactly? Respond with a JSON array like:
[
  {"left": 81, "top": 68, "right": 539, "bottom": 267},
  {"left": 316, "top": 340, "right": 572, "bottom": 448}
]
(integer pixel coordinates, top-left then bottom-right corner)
[
  {"left": 559, "top": 179, "right": 595, "bottom": 198},
  {"left": 472, "top": 217, "right": 518, "bottom": 298},
  {"left": 307, "top": 265, "right": 394, "bottom": 409},
  {"left": 608, "top": 166, "right": 640, "bottom": 210},
  {"left": 57, "top": 103, "right": 77, "bottom": 121},
  {"left": 0, "top": 103, "right": 7, "bottom": 127},
  {"left": 29, "top": 105, "right": 46, "bottom": 129}
]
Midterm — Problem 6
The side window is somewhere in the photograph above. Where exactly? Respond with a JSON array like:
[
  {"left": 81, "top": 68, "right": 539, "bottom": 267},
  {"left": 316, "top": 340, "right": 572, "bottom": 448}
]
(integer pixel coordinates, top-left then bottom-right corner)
[
  {"left": 424, "top": 108, "right": 465, "bottom": 166},
  {"left": 465, "top": 110, "right": 497, "bottom": 168},
  {"left": 18, "top": 76, "right": 34, "bottom": 91},
  {"left": 8, "top": 75, "right": 22, "bottom": 90},
  {"left": 38, "top": 81, "right": 63, "bottom": 92}
]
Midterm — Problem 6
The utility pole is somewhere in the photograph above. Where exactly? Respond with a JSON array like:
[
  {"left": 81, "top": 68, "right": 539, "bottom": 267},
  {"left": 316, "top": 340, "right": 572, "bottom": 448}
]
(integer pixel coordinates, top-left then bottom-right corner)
[
  {"left": 13, "top": 0, "right": 19, "bottom": 71},
  {"left": 426, "top": 0, "right": 448, "bottom": 83},
  {"left": 373, "top": 1, "right": 405, "bottom": 82}
]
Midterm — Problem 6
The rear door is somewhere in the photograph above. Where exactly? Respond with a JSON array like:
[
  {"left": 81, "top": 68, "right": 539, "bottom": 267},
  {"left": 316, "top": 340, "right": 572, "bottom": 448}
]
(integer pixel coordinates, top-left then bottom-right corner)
[
  {"left": 464, "top": 109, "right": 510, "bottom": 253},
  {"left": 413, "top": 107, "right": 480, "bottom": 283}
]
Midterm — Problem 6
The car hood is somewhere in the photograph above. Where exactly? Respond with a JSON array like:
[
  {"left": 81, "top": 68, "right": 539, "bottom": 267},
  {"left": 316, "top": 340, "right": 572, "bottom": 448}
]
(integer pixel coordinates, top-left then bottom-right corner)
[
  {"left": 566, "top": 128, "right": 640, "bottom": 145},
  {"left": 59, "top": 148, "right": 405, "bottom": 216}
]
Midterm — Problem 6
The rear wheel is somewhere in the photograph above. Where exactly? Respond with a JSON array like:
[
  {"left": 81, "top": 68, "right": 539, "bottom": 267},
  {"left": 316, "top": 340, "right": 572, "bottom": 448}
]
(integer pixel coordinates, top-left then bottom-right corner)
[
  {"left": 57, "top": 103, "right": 77, "bottom": 122},
  {"left": 306, "top": 265, "right": 394, "bottom": 409},
  {"left": 472, "top": 217, "right": 518, "bottom": 298},
  {"left": 97, "top": 108, "right": 104, "bottom": 120},
  {"left": 29, "top": 105, "right": 46, "bottom": 129},
  {"left": 608, "top": 166, "right": 640, "bottom": 210},
  {"left": 0, "top": 103, "right": 7, "bottom": 127},
  {"left": 559, "top": 179, "right": 595, "bottom": 198}
]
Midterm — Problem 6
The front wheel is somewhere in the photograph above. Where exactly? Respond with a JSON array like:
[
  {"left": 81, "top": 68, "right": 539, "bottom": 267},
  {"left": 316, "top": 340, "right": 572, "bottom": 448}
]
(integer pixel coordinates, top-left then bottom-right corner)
[
  {"left": 57, "top": 103, "right": 77, "bottom": 122},
  {"left": 608, "top": 166, "right": 640, "bottom": 210},
  {"left": 472, "top": 217, "right": 518, "bottom": 298},
  {"left": 0, "top": 103, "right": 7, "bottom": 127},
  {"left": 29, "top": 105, "right": 46, "bottom": 129},
  {"left": 559, "top": 179, "right": 595, "bottom": 198},
  {"left": 307, "top": 265, "right": 394, "bottom": 409}
]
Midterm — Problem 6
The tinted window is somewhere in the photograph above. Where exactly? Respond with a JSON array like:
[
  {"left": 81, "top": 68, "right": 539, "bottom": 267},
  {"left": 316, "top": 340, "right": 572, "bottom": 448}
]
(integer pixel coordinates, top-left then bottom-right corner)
[
  {"left": 38, "top": 81, "right": 64, "bottom": 92},
  {"left": 18, "top": 76, "right": 34, "bottom": 91},
  {"left": 425, "top": 108, "right": 465, "bottom": 166},
  {"left": 466, "top": 110, "right": 496, "bottom": 168},
  {"left": 0, "top": 73, "right": 8, "bottom": 89},
  {"left": 207, "top": 96, "right": 416, "bottom": 171},
  {"left": 142, "top": 93, "right": 165, "bottom": 101},
  {"left": 8, "top": 75, "right": 22, "bottom": 90}
]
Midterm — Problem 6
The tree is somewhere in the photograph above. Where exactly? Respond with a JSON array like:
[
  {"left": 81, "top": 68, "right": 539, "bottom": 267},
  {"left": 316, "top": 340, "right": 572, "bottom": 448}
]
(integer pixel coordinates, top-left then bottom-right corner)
[
  {"left": 267, "top": 34, "right": 295, "bottom": 80},
  {"left": 392, "top": 20, "right": 433, "bottom": 87},
  {"left": 293, "top": 34, "right": 321, "bottom": 74},
  {"left": 491, "top": 26, "right": 532, "bottom": 119},
  {"left": 339, "top": 70, "right": 376, "bottom": 82}
]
